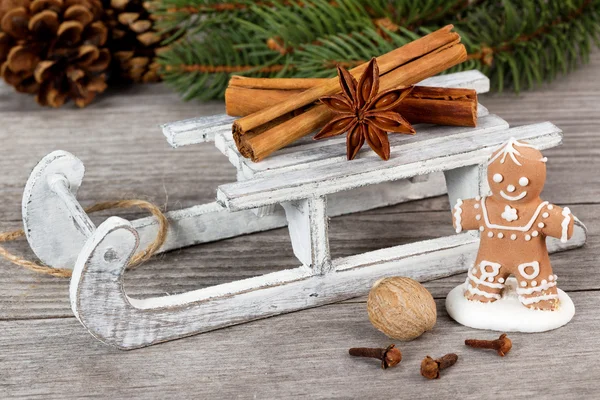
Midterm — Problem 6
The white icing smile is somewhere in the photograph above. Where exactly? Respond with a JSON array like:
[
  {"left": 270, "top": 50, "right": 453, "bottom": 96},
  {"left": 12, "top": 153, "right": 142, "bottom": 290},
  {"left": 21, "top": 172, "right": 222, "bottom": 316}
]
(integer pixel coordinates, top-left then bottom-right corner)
[{"left": 500, "top": 190, "right": 527, "bottom": 201}]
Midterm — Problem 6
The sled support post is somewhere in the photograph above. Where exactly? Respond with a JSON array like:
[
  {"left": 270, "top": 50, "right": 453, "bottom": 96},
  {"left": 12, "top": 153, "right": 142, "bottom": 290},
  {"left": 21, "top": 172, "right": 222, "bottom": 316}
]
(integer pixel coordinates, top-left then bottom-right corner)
[
  {"left": 443, "top": 164, "right": 487, "bottom": 209},
  {"left": 282, "top": 196, "right": 332, "bottom": 274}
]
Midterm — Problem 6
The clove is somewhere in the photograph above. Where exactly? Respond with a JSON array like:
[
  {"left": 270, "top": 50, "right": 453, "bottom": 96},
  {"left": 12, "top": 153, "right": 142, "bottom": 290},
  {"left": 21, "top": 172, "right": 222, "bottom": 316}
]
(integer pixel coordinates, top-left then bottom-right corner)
[
  {"left": 420, "top": 353, "right": 458, "bottom": 379},
  {"left": 465, "top": 333, "right": 512, "bottom": 356},
  {"left": 348, "top": 344, "right": 402, "bottom": 369}
]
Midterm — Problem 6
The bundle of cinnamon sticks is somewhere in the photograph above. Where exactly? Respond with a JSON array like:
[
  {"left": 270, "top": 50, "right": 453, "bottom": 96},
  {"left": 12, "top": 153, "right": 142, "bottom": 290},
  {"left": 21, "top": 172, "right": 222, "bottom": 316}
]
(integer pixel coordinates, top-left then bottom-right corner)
[{"left": 228, "top": 25, "right": 474, "bottom": 162}]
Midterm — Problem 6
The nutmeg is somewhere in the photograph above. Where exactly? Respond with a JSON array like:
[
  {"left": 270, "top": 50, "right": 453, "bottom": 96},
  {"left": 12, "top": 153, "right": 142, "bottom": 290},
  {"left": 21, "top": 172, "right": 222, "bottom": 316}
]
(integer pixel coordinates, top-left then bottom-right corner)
[{"left": 367, "top": 277, "right": 437, "bottom": 341}]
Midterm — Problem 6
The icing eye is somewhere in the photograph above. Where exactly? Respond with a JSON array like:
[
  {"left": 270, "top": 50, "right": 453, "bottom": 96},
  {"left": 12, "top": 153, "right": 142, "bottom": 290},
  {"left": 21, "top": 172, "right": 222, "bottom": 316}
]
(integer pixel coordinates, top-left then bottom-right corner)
[
  {"left": 493, "top": 173, "right": 503, "bottom": 183},
  {"left": 519, "top": 177, "right": 529, "bottom": 186}
]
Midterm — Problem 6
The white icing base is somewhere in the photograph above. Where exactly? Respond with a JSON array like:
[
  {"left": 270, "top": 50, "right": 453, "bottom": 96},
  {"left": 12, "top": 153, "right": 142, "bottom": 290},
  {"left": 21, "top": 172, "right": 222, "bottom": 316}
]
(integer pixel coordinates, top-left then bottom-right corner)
[{"left": 446, "top": 277, "right": 574, "bottom": 333}]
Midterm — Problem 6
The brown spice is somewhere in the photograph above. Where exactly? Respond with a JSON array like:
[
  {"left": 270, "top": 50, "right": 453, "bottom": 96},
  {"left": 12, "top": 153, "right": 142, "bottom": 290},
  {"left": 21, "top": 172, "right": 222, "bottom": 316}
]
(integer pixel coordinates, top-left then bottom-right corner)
[
  {"left": 420, "top": 353, "right": 458, "bottom": 379},
  {"left": 348, "top": 344, "right": 402, "bottom": 369},
  {"left": 465, "top": 333, "right": 512, "bottom": 356},
  {"left": 315, "top": 58, "right": 415, "bottom": 160},
  {"left": 232, "top": 25, "right": 466, "bottom": 162}
]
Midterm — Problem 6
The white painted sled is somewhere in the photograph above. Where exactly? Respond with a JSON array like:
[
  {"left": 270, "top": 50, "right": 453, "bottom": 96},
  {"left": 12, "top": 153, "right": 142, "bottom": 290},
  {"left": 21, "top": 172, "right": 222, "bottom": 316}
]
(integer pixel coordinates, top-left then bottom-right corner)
[{"left": 21, "top": 71, "right": 587, "bottom": 349}]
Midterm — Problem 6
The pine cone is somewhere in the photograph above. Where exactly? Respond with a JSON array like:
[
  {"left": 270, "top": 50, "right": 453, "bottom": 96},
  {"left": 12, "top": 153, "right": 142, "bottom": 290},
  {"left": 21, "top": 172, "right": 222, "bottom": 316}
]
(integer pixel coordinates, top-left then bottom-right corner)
[
  {"left": 103, "top": 0, "right": 161, "bottom": 83},
  {"left": 0, "top": 0, "right": 111, "bottom": 107}
]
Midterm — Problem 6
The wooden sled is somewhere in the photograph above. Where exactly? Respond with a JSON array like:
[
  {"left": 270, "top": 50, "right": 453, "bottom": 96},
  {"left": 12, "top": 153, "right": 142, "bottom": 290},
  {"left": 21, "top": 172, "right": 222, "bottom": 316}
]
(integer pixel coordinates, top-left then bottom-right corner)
[{"left": 21, "top": 71, "right": 587, "bottom": 349}]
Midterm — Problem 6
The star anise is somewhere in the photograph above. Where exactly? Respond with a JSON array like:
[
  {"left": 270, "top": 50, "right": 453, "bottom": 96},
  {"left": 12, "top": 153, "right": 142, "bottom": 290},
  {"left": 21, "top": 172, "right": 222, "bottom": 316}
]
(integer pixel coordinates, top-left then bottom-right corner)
[{"left": 315, "top": 58, "right": 416, "bottom": 160}]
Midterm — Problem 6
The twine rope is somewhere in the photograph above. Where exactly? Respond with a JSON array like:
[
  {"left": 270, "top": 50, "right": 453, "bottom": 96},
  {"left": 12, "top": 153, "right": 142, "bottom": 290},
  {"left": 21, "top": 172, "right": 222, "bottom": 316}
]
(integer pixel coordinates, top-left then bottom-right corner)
[{"left": 0, "top": 199, "right": 169, "bottom": 278}]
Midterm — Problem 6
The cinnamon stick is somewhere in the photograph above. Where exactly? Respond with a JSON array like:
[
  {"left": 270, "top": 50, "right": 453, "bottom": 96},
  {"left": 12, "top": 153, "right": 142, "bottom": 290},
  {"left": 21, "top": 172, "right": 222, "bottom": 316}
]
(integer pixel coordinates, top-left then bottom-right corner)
[
  {"left": 226, "top": 85, "right": 477, "bottom": 127},
  {"left": 233, "top": 25, "right": 460, "bottom": 138},
  {"left": 238, "top": 41, "right": 467, "bottom": 161},
  {"left": 229, "top": 75, "right": 325, "bottom": 90}
]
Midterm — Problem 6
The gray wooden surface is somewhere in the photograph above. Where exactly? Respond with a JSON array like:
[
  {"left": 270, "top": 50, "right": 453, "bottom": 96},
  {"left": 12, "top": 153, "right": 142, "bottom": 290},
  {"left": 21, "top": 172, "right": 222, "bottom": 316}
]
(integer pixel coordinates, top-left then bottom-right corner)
[{"left": 0, "top": 51, "right": 599, "bottom": 399}]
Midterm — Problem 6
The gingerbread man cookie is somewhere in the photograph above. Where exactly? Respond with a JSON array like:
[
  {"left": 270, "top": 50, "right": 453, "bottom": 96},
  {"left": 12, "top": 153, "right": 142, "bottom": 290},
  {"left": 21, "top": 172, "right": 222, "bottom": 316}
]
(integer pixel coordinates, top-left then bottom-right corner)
[{"left": 452, "top": 138, "right": 575, "bottom": 311}]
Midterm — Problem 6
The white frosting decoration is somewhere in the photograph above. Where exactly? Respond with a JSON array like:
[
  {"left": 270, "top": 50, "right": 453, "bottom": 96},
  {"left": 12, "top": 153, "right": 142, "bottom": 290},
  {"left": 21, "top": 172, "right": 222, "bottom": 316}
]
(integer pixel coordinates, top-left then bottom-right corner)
[
  {"left": 538, "top": 222, "right": 545, "bottom": 228},
  {"left": 501, "top": 205, "right": 518, "bottom": 222},
  {"left": 548, "top": 205, "right": 554, "bottom": 210},
  {"left": 506, "top": 184, "right": 516, "bottom": 193},
  {"left": 475, "top": 196, "right": 481, "bottom": 201},
  {"left": 510, "top": 234, "right": 517, "bottom": 240},
  {"left": 517, "top": 280, "right": 556, "bottom": 295},
  {"left": 493, "top": 173, "right": 503, "bottom": 183},
  {"left": 542, "top": 212, "right": 549, "bottom": 218},
  {"left": 519, "top": 293, "right": 559, "bottom": 305},
  {"left": 520, "top": 281, "right": 527, "bottom": 287},
  {"left": 476, "top": 214, "right": 481, "bottom": 220},
  {"left": 467, "top": 286, "right": 502, "bottom": 300},
  {"left": 532, "top": 231, "right": 539, "bottom": 237},
  {"left": 487, "top": 232, "right": 494, "bottom": 238},
  {"left": 481, "top": 198, "right": 548, "bottom": 231},
  {"left": 540, "top": 157, "right": 548, "bottom": 163},
  {"left": 488, "top": 137, "right": 539, "bottom": 166},
  {"left": 479, "top": 261, "right": 502, "bottom": 282},
  {"left": 561, "top": 207, "right": 572, "bottom": 243},
  {"left": 474, "top": 203, "right": 480, "bottom": 209},
  {"left": 446, "top": 277, "right": 575, "bottom": 333},
  {"left": 519, "top": 177, "right": 529, "bottom": 186},
  {"left": 498, "top": 233, "right": 504, "bottom": 239},
  {"left": 468, "top": 268, "right": 504, "bottom": 289},
  {"left": 525, "top": 235, "right": 531, "bottom": 241},
  {"left": 498, "top": 278, "right": 505, "bottom": 283},
  {"left": 518, "top": 261, "right": 540, "bottom": 280},
  {"left": 548, "top": 274, "right": 554, "bottom": 281},
  {"left": 531, "top": 280, "right": 537, "bottom": 287},
  {"left": 453, "top": 199, "right": 463, "bottom": 233},
  {"left": 479, "top": 226, "right": 484, "bottom": 232},
  {"left": 500, "top": 190, "right": 527, "bottom": 201}
]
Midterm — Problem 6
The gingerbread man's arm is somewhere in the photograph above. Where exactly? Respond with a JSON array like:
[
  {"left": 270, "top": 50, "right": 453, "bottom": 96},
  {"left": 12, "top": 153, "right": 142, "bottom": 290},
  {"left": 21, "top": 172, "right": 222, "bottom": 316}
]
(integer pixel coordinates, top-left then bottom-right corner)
[
  {"left": 452, "top": 198, "right": 482, "bottom": 233},
  {"left": 540, "top": 204, "right": 575, "bottom": 243}
]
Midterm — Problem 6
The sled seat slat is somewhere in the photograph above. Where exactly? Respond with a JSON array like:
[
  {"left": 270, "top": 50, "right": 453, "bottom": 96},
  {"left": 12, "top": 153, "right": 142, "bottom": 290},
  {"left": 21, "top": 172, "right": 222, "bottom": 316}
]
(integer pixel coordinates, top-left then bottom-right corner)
[{"left": 217, "top": 121, "right": 563, "bottom": 211}]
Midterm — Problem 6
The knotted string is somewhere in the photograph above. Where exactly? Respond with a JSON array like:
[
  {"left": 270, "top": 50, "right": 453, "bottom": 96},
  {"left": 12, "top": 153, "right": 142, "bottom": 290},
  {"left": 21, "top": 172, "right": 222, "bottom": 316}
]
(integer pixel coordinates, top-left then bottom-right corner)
[{"left": 0, "top": 199, "right": 168, "bottom": 278}]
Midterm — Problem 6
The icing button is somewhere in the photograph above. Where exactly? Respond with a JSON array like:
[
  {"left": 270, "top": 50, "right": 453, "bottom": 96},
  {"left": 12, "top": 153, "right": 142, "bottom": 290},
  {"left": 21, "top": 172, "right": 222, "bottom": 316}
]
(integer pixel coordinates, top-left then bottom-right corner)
[
  {"left": 497, "top": 233, "right": 504, "bottom": 239},
  {"left": 538, "top": 222, "right": 545, "bottom": 228},
  {"left": 476, "top": 215, "right": 482, "bottom": 221},
  {"left": 510, "top": 234, "right": 517, "bottom": 240},
  {"left": 542, "top": 212, "right": 549, "bottom": 218},
  {"left": 525, "top": 235, "right": 531, "bottom": 241},
  {"left": 479, "top": 226, "right": 484, "bottom": 232},
  {"left": 548, "top": 205, "right": 554, "bottom": 210},
  {"left": 487, "top": 232, "right": 494, "bottom": 238},
  {"left": 548, "top": 275, "right": 554, "bottom": 281},
  {"left": 498, "top": 278, "right": 505, "bottom": 283},
  {"left": 474, "top": 204, "right": 480, "bottom": 209},
  {"left": 532, "top": 231, "right": 539, "bottom": 237},
  {"left": 520, "top": 281, "right": 527, "bottom": 287},
  {"left": 531, "top": 280, "right": 537, "bottom": 287}
]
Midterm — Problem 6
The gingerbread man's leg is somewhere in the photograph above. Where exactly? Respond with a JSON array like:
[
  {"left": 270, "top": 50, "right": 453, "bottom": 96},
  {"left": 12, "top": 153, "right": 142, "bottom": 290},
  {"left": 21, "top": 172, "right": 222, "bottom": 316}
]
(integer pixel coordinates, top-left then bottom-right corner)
[
  {"left": 514, "top": 256, "right": 559, "bottom": 311},
  {"left": 464, "top": 260, "right": 509, "bottom": 303}
]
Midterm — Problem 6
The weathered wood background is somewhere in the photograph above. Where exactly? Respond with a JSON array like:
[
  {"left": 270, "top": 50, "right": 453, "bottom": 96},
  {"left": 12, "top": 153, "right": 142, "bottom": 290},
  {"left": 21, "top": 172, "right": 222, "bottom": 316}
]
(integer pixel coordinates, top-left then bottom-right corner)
[{"left": 0, "top": 51, "right": 599, "bottom": 399}]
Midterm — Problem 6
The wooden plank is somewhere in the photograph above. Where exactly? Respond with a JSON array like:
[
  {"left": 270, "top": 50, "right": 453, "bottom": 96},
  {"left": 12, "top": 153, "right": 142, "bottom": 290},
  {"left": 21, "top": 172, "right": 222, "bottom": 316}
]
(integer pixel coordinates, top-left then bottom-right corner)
[
  {"left": 132, "top": 172, "right": 447, "bottom": 255},
  {"left": 0, "top": 51, "right": 599, "bottom": 398},
  {"left": 231, "top": 103, "right": 492, "bottom": 179},
  {"left": 162, "top": 114, "right": 235, "bottom": 147},
  {"left": 219, "top": 119, "right": 565, "bottom": 211},
  {"left": 2, "top": 290, "right": 599, "bottom": 398},
  {"left": 71, "top": 218, "right": 481, "bottom": 349}
]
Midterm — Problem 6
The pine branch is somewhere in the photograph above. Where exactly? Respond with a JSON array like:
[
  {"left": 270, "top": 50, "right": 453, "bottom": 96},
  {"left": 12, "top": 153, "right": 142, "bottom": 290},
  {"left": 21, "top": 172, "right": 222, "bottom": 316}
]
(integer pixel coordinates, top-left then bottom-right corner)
[{"left": 154, "top": 0, "right": 600, "bottom": 100}]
